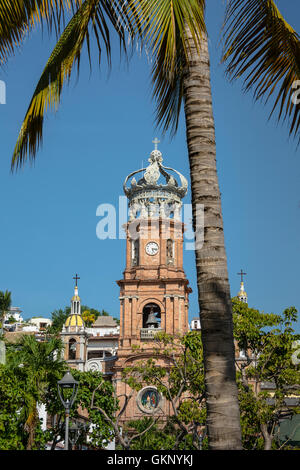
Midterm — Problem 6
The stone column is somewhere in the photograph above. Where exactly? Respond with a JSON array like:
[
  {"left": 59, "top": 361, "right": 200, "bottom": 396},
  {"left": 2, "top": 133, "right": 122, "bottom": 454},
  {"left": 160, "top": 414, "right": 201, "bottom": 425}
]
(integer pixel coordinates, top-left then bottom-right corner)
[
  {"left": 164, "top": 295, "right": 173, "bottom": 335},
  {"left": 124, "top": 297, "right": 131, "bottom": 346},
  {"left": 119, "top": 297, "right": 125, "bottom": 346},
  {"left": 131, "top": 296, "right": 138, "bottom": 338},
  {"left": 173, "top": 296, "right": 179, "bottom": 334}
]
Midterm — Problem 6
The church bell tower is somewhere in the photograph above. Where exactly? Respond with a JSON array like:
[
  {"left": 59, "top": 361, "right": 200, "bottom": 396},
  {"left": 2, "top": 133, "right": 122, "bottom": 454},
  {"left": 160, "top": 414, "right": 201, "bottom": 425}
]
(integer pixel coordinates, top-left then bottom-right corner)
[
  {"left": 114, "top": 140, "right": 192, "bottom": 422},
  {"left": 61, "top": 274, "right": 88, "bottom": 372}
]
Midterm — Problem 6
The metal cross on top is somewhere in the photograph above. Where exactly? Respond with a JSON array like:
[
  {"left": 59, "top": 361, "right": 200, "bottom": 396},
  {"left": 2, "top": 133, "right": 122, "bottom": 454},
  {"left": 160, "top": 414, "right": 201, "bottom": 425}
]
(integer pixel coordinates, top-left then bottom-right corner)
[
  {"left": 73, "top": 273, "right": 80, "bottom": 287},
  {"left": 237, "top": 269, "right": 247, "bottom": 283},
  {"left": 152, "top": 137, "right": 160, "bottom": 150}
]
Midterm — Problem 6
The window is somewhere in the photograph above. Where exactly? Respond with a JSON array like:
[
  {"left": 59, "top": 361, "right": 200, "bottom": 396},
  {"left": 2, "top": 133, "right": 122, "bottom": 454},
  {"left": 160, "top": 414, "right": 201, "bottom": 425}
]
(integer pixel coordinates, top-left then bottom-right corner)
[
  {"left": 142, "top": 303, "right": 161, "bottom": 329},
  {"left": 88, "top": 350, "right": 104, "bottom": 360},
  {"left": 87, "top": 350, "right": 113, "bottom": 360},
  {"left": 68, "top": 339, "right": 77, "bottom": 360},
  {"left": 166, "top": 239, "right": 174, "bottom": 264},
  {"left": 131, "top": 239, "right": 139, "bottom": 266}
]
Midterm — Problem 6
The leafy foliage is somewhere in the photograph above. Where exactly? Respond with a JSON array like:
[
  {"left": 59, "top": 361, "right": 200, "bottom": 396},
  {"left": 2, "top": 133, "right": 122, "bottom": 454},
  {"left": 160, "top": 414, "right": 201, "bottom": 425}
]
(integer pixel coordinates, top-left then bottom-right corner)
[
  {"left": 3, "top": 1, "right": 299, "bottom": 166},
  {"left": 46, "top": 369, "right": 117, "bottom": 449},
  {"left": 233, "top": 299, "right": 300, "bottom": 450},
  {"left": 2, "top": 334, "right": 65, "bottom": 449},
  {"left": 0, "top": 365, "right": 27, "bottom": 449},
  {"left": 124, "top": 417, "right": 200, "bottom": 450},
  {"left": 48, "top": 306, "right": 71, "bottom": 333},
  {"left": 0, "top": 1, "right": 79, "bottom": 65},
  {"left": 1, "top": 332, "right": 116, "bottom": 449},
  {"left": 0, "top": 290, "right": 12, "bottom": 328},
  {"left": 222, "top": 0, "right": 300, "bottom": 142},
  {"left": 7, "top": 0, "right": 135, "bottom": 169}
]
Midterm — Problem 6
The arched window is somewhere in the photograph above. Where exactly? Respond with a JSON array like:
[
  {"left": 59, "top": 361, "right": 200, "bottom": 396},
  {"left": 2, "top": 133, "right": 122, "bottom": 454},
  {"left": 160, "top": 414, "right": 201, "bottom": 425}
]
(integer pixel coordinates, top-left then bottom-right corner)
[
  {"left": 142, "top": 303, "right": 161, "bottom": 329},
  {"left": 131, "top": 239, "right": 139, "bottom": 266},
  {"left": 166, "top": 239, "right": 174, "bottom": 265},
  {"left": 68, "top": 339, "right": 77, "bottom": 360}
]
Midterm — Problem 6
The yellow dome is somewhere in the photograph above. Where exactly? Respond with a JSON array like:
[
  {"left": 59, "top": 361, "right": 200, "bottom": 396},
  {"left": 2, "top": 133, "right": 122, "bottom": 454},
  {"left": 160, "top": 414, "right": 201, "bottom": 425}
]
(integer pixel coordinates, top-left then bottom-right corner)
[
  {"left": 71, "top": 295, "right": 80, "bottom": 302},
  {"left": 238, "top": 290, "right": 247, "bottom": 297},
  {"left": 65, "top": 314, "right": 84, "bottom": 328}
]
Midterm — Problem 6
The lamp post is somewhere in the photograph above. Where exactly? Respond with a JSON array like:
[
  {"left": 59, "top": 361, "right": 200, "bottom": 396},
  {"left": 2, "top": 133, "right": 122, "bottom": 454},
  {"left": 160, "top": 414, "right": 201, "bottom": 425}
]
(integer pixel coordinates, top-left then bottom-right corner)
[
  {"left": 57, "top": 371, "right": 79, "bottom": 450},
  {"left": 69, "top": 420, "right": 89, "bottom": 450},
  {"left": 194, "top": 422, "right": 207, "bottom": 450}
]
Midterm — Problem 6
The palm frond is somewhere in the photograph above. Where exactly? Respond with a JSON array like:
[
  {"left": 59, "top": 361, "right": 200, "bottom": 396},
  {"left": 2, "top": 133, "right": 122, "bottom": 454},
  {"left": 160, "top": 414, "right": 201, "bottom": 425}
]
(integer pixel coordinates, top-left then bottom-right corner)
[
  {"left": 11, "top": 0, "right": 131, "bottom": 169},
  {"left": 0, "top": 0, "right": 82, "bottom": 65},
  {"left": 0, "top": 290, "right": 12, "bottom": 313},
  {"left": 222, "top": 0, "right": 300, "bottom": 141},
  {"left": 125, "top": 0, "right": 206, "bottom": 133},
  {"left": 126, "top": 0, "right": 206, "bottom": 76},
  {"left": 152, "top": 42, "right": 185, "bottom": 135}
]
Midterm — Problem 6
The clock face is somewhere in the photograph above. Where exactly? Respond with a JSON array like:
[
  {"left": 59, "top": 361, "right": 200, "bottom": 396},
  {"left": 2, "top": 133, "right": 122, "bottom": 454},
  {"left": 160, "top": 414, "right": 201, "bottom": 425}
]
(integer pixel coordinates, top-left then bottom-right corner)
[{"left": 145, "top": 241, "right": 159, "bottom": 256}]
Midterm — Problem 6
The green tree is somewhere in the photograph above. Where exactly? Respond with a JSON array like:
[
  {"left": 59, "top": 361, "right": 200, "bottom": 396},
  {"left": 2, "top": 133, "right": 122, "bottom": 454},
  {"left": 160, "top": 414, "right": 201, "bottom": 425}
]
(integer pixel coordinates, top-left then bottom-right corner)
[
  {"left": 233, "top": 300, "right": 300, "bottom": 450},
  {"left": 48, "top": 306, "right": 71, "bottom": 334},
  {"left": 0, "top": 290, "right": 11, "bottom": 330},
  {"left": 123, "top": 418, "right": 177, "bottom": 450},
  {"left": 0, "top": 290, "right": 11, "bottom": 366},
  {"left": 2, "top": 0, "right": 300, "bottom": 448},
  {"left": 46, "top": 369, "right": 117, "bottom": 449},
  {"left": 5, "top": 334, "right": 65, "bottom": 449},
  {"left": 126, "top": 417, "right": 209, "bottom": 450},
  {"left": 0, "top": 365, "right": 28, "bottom": 449}
]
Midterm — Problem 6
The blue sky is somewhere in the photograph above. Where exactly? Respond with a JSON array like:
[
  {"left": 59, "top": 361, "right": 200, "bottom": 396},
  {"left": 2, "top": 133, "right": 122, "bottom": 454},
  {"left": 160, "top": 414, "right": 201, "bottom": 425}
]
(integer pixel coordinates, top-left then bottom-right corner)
[{"left": 0, "top": 1, "right": 299, "bottom": 331}]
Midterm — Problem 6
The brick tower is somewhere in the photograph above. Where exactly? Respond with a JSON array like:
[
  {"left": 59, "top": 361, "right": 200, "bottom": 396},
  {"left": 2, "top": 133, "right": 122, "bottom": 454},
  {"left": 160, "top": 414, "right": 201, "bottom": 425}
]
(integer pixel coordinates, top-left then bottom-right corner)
[{"left": 114, "top": 139, "right": 192, "bottom": 423}]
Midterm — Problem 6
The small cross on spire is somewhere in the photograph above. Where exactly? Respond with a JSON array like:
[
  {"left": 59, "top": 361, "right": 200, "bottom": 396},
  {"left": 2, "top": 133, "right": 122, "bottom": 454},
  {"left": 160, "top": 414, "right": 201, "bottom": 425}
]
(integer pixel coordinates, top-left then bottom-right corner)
[
  {"left": 237, "top": 269, "right": 247, "bottom": 283},
  {"left": 73, "top": 273, "right": 80, "bottom": 287},
  {"left": 152, "top": 137, "right": 160, "bottom": 150}
]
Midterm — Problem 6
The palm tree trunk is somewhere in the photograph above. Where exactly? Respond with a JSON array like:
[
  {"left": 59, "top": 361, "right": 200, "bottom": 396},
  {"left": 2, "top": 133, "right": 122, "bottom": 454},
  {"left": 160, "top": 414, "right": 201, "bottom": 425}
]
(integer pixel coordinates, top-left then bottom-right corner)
[
  {"left": 25, "top": 406, "right": 39, "bottom": 450},
  {"left": 182, "top": 29, "right": 242, "bottom": 450}
]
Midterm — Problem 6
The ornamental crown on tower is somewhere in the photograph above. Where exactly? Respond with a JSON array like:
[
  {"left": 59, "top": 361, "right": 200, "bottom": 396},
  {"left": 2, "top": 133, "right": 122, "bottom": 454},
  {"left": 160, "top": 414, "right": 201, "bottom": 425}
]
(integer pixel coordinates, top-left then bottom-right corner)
[{"left": 123, "top": 139, "right": 188, "bottom": 221}]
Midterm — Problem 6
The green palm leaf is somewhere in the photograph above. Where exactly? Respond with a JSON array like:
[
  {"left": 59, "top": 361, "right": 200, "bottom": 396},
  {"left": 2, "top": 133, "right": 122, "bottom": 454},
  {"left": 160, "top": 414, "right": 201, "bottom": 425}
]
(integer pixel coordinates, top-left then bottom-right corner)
[
  {"left": 151, "top": 43, "right": 185, "bottom": 135},
  {"left": 126, "top": 0, "right": 206, "bottom": 74},
  {"left": 11, "top": 0, "right": 132, "bottom": 170},
  {"left": 0, "top": 0, "right": 82, "bottom": 65},
  {"left": 125, "top": 0, "right": 206, "bottom": 134},
  {"left": 222, "top": 0, "right": 300, "bottom": 141}
]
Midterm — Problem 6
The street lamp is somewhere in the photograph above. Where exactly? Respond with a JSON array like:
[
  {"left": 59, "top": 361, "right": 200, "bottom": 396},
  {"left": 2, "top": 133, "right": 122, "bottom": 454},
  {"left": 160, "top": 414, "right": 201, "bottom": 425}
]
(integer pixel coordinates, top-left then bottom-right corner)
[
  {"left": 69, "top": 420, "right": 89, "bottom": 450},
  {"left": 57, "top": 371, "right": 79, "bottom": 450},
  {"left": 194, "top": 422, "right": 207, "bottom": 450}
]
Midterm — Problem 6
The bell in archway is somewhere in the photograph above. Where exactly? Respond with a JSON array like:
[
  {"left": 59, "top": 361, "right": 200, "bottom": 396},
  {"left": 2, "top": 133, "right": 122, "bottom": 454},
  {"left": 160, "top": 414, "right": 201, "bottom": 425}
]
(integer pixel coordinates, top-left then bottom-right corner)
[{"left": 146, "top": 307, "right": 159, "bottom": 328}]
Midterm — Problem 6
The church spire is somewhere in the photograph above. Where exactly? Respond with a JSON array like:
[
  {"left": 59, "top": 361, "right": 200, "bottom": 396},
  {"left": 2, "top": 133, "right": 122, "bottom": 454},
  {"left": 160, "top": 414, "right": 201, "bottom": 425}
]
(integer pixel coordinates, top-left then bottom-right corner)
[
  {"left": 237, "top": 269, "right": 248, "bottom": 303},
  {"left": 71, "top": 273, "right": 81, "bottom": 314}
]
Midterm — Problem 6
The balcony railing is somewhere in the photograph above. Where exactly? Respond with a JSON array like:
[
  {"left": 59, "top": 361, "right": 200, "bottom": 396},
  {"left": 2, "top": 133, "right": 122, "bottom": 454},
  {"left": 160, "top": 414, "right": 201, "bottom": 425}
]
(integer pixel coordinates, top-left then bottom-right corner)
[{"left": 140, "top": 328, "right": 163, "bottom": 340}]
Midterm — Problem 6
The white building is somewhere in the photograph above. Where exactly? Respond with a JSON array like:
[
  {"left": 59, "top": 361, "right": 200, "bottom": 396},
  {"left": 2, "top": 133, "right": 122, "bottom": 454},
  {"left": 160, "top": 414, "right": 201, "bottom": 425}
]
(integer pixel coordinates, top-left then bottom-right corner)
[
  {"left": 190, "top": 317, "right": 201, "bottom": 331},
  {"left": 28, "top": 317, "right": 52, "bottom": 330},
  {"left": 3, "top": 306, "right": 23, "bottom": 323}
]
